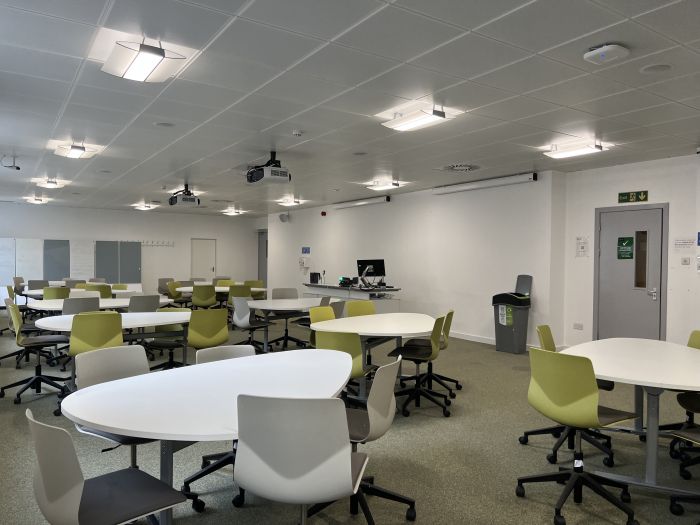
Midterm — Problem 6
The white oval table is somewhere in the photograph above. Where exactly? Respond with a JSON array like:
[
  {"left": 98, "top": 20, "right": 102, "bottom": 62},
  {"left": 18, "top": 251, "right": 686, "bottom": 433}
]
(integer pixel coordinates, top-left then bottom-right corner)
[
  {"left": 27, "top": 296, "right": 171, "bottom": 312},
  {"left": 61, "top": 350, "right": 351, "bottom": 525},
  {"left": 562, "top": 338, "right": 700, "bottom": 496},
  {"left": 311, "top": 312, "right": 435, "bottom": 397},
  {"left": 177, "top": 286, "right": 266, "bottom": 294},
  {"left": 24, "top": 288, "right": 140, "bottom": 298},
  {"left": 35, "top": 311, "right": 191, "bottom": 332}
]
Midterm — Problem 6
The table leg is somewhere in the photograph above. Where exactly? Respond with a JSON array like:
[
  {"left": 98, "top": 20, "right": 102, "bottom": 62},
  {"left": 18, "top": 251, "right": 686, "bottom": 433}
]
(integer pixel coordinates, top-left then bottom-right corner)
[
  {"left": 263, "top": 311, "right": 270, "bottom": 353},
  {"left": 644, "top": 386, "right": 663, "bottom": 484},
  {"left": 634, "top": 385, "right": 644, "bottom": 432},
  {"left": 182, "top": 325, "right": 189, "bottom": 366},
  {"left": 359, "top": 337, "right": 369, "bottom": 399},
  {"left": 160, "top": 440, "right": 175, "bottom": 525}
]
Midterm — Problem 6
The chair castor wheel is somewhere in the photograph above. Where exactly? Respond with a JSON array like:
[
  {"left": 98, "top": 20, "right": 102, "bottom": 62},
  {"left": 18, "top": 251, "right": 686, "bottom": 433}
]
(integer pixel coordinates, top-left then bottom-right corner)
[
  {"left": 449, "top": 391, "right": 456, "bottom": 399},
  {"left": 639, "top": 435, "right": 646, "bottom": 442},
  {"left": 669, "top": 448, "right": 681, "bottom": 459},
  {"left": 13, "top": 397, "right": 21, "bottom": 405},
  {"left": 515, "top": 484, "right": 525, "bottom": 498},
  {"left": 553, "top": 513, "right": 566, "bottom": 525},
  {"left": 0, "top": 390, "right": 4, "bottom": 398},
  {"left": 669, "top": 501, "right": 684, "bottom": 516},
  {"left": 445, "top": 399, "right": 451, "bottom": 406},
  {"left": 519, "top": 435, "right": 528, "bottom": 445},
  {"left": 552, "top": 431, "right": 562, "bottom": 438},
  {"left": 149, "top": 355, "right": 155, "bottom": 361},
  {"left": 680, "top": 468, "right": 692, "bottom": 480},
  {"left": 442, "top": 408, "right": 450, "bottom": 417},
  {"left": 53, "top": 408, "right": 62, "bottom": 416},
  {"left": 620, "top": 490, "right": 631, "bottom": 503},
  {"left": 456, "top": 383, "right": 463, "bottom": 390},
  {"left": 406, "top": 506, "right": 416, "bottom": 521},
  {"left": 192, "top": 498, "right": 205, "bottom": 512},
  {"left": 547, "top": 453, "right": 557, "bottom": 464},
  {"left": 603, "top": 456, "right": 615, "bottom": 468},
  {"left": 402, "top": 409, "right": 410, "bottom": 417},
  {"left": 399, "top": 381, "right": 406, "bottom": 388},
  {"left": 232, "top": 494, "right": 245, "bottom": 507},
  {"left": 626, "top": 520, "right": 639, "bottom": 525}
]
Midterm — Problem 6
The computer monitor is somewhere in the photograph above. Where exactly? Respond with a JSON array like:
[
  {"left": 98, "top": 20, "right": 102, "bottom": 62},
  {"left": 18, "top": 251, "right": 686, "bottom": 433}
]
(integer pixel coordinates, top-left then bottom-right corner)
[{"left": 357, "top": 259, "right": 386, "bottom": 278}]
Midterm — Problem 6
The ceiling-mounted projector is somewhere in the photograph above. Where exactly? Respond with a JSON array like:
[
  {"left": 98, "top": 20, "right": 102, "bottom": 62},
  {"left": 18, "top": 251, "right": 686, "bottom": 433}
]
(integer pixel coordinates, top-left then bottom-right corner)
[
  {"left": 583, "top": 44, "right": 630, "bottom": 65},
  {"left": 246, "top": 151, "right": 291, "bottom": 184},
  {"left": 168, "top": 183, "right": 200, "bottom": 207}
]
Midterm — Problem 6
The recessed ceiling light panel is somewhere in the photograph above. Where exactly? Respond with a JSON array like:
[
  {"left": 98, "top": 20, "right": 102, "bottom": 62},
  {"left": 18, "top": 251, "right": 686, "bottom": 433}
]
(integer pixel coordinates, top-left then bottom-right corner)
[
  {"left": 132, "top": 201, "right": 159, "bottom": 211},
  {"left": 376, "top": 102, "right": 464, "bottom": 132},
  {"left": 543, "top": 142, "right": 613, "bottom": 159},
  {"left": 51, "top": 141, "right": 102, "bottom": 159},
  {"left": 102, "top": 41, "right": 185, "bottom": 83},
  {"left": 32, "top": 177, "right": 70, "bottom": 189},
  {"left": 277, "top": 196, "right": 303, "bottom": 207},
  {"left": 362, "top": 179, "right": 410, "bottom": 191},
  {"left": 24, "top": 195, "right": 50, "bottom": 204}
]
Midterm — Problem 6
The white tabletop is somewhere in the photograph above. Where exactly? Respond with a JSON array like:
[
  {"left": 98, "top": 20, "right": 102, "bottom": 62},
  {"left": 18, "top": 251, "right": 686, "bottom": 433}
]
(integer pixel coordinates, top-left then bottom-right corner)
[
  {"left": 562, "top": 338, "right": 700, "bottom": 391},
  {"left": 35, "top": 311, "right": 191, "bottom": 332},
  {"left": 61, "top": 350, "right": 351, "bottom": 441},
  {"left": 311, "top": 312, "right": 435, "bottom": 338},
  {"left": 25, "top": 288, "right": 138, "bottom": 298},
  {"left": 248, "top": 298, "right": 336, "bottom": 312},
  {"left": 27, "top": 297, "right": 171, "bottom": 312},
  {"left": 177, "top": 286, "right": 266, "bottom": 293}
]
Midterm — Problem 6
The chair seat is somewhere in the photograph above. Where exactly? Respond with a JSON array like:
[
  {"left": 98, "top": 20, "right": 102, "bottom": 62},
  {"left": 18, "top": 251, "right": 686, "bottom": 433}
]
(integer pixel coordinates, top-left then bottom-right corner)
[
  {"left": 247, "top": 319, "right": 271, "bottom": 329},
  {"left": 268, "top": 311, "right": 304, "bottom": 321},
  {"left": 351, "top": 452, "right": 368, "bottom": 489},
  {"left": 598, "top": 405, "right": 636, "bottom": 427},
  {"left": 293, "top": 317, "right": 311, "bottom": 328},
  {"left": 346, "top": 408, "right": 370, "bottom": 443},
  {"left": 76, "top": 424, "right": 154, "bottom": 446},
  {"left": 145, "top": 338, "right": 182, "bottom": 350},
  {"left": 79, "top": 468, "right": 186, "bottom": 525},
  {"left": 22, "top": 334, "right": 69, "bottom": 347},
  {"left": 677, "top": 391, "right": 700, "bottom": 413},
  {"left": 403, "top": 337, "right": 447, "bottom": 350},
  {"left": 388, "top": 344, "right": 432, "bottom": 362},
  {"left": 671, "top": 427, "right": 700, "bottom": 446}
]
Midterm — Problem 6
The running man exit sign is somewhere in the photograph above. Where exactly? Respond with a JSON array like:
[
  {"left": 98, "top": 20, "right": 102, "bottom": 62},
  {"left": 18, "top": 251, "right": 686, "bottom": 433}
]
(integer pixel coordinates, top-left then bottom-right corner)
[{"left": 618, "top": 191, "right": 648, "bottom": 203}]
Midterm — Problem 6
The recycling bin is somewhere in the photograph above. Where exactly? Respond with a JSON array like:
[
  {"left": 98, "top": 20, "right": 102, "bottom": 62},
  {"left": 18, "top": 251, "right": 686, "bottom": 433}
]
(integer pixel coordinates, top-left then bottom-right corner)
[{"left": 492, "top": 275, "right": 532, "bottom": 354}]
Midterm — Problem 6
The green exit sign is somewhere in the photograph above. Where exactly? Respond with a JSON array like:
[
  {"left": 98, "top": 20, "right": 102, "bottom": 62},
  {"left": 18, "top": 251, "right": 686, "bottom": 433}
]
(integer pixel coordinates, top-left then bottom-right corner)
[{"left": 618, "top": 191, "right": 648, "bottom": 203}]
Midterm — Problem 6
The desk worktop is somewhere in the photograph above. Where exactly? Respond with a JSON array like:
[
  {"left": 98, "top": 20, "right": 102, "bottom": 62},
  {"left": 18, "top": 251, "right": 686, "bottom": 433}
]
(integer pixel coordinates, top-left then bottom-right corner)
[{"left": 303, "top": 283, "right": 401, "bottom": 292}]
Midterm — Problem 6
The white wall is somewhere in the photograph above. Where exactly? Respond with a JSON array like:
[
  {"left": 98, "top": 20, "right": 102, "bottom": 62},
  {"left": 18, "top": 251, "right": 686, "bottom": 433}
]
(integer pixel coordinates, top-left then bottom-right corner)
[
  {"left": 0, "top": 203, "right": 259, "bottom": 293},
  {"left": 563, "top": 155, "right": 700, "bottom": 346},
  {"left": 268, "top": 171, "right": 563, "bottom": 346}
]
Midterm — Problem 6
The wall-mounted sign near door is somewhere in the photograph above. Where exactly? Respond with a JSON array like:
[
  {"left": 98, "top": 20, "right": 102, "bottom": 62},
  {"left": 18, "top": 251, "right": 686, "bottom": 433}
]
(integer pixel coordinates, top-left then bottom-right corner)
[
  {"left": 617, "top": 237, "right": 634, "bottom": 259},
  {"left": 618, "top": 191, "right": 648, "bottom": 203}
]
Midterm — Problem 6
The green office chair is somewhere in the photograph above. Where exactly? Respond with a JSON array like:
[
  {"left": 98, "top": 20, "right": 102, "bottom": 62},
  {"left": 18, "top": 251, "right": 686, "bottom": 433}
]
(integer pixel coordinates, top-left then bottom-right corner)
[
  {"left": 345, "top": 300, "right": 392, "bottom": 365},
  {"left": 390, "top": 316, "right": 451, "bottom": 417},
  {"left": 86, "top": 283, "right": 112, "bottom": 299},
  {"left": 166, "top": 280, "right": 191, "bottom": 307},
  {"left": 308, "top": 305, "right": 335, "bottom": 348},
  {"left": 43, "top": 287, "right": 69, "bottom": 300},
  {"left": 112, "top": 283, "right": 128, "bottom": 290},
  {"left": 315, "top": 331, "right": 375, "bottom": 401},
  {"left": 519, "top": 325, "right": 615, "bottom": 466},
  {"left": 516, "top": 348, "right": 638, "bottom": 525},
  {"left": 192, "top": 285, "right": 217, "bottom": 309},
  {"left": 244, "top": 280, "right": 265, "bottom": 300},
  {"left": 146, "top": 307, "right": 191, "bottom": 371},
  {"left": 214, "top": 280, "right": 234, "bottom": 306},
  {"left": 74, "top": 282, "right": 88, "bottom": 290},
  {"left": 188, "top": 309, "right": 229, "bottom": 354}
]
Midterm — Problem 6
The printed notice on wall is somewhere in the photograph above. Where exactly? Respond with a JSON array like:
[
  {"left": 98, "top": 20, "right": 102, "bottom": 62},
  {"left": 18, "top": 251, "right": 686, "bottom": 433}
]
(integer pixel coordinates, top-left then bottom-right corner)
[
  {"left": 674, "top": 237, "right": 695, "bottom": 250},
  {"left": 575, "top": 236, "right": 589, "bottom": 258}
]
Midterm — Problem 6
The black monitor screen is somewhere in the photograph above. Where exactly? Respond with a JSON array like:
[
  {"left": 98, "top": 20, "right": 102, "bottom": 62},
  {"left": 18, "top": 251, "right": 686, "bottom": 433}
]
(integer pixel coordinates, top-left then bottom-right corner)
[{"left": 357, "top": 259, "right": 386, "bottom": 277}]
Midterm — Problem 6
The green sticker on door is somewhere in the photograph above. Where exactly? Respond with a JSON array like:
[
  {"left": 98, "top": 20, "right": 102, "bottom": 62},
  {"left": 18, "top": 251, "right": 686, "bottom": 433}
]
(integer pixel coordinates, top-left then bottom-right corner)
[{"left": 617, "top": 237, "right": 634, "bottom": 259}]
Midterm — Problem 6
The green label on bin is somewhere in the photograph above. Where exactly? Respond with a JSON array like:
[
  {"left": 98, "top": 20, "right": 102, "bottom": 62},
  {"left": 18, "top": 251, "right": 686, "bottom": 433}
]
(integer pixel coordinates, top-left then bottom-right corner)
[
  {"left": 617, "top": 237, "right": 633, "bottom": 259},
  {"left": 499, "top": 305, "right": 513, "bottom": 326}
]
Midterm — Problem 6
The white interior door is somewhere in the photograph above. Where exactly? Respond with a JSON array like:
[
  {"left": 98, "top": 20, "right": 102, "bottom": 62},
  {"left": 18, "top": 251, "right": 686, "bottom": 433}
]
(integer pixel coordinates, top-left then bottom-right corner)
[
  {"left": 596, "top": 207, "right": 665, "bottom": 340},
  {"left": 191, "top": 238, "right": 216, "bottom": 280}
]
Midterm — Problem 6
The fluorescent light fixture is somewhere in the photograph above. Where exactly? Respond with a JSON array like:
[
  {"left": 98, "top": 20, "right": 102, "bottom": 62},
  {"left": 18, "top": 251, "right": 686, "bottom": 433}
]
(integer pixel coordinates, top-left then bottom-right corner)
[
  {"left": 66, "top": 145, "right": 86, "bottom": 159},
  {"left": 132, "top": 201, "right": 159, "bottom": 211},
  {"left": 376, "top": 102, "right": 464, "bottom": 132},
  {"left": 23, "top": 195, "right": 50, "bottom": 204},
  {"left": 32, "top": 177, "right": 70, "bottom": 189},
  {"left": 102, "top": 41, "right": 185, "bottom": 83},
  {"left": 333, "top": 196, "right": 391, "bottom": 210},
  {"left": 364, "top": 179, "right": 409, "bottom": 191},
  {"left": 543, "top": 142, "right": 612, "bottom": 159},
  {"left": 52, "top": 141, "right": 101, "bottom": 159},
  {"left": 277, "top": 197, "right": 303, "bottom": 207},
  {"left": 222, "top": 207, "right": 247, "bottom": 216},
  {"left": 433, "top": 172, "right": 537, "bottom": 195}
]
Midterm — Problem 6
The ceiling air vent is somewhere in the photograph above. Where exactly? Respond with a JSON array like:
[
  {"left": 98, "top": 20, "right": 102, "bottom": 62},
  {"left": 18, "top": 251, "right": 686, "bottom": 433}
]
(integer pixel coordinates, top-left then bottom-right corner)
[{"left": 433, "top": 163, "right": 480, "bottom": 173}]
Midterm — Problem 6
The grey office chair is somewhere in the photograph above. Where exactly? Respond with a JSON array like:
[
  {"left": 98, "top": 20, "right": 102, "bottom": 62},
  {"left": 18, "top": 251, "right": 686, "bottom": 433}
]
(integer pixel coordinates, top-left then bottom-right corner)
[
  {"left": 26, "top": 408, "right": 185, "bottom": 525},
  {"left": 65, "top": 279, "right": 86, "bottom": 289},
  {"left": 268, "top": 287, "right": 306, "bottom": 349},
  {"left": 128, "top": 295, "right": 161, "bottom": 312},
  {"left": 13, "top": 276, "right": 25, "bottom": 294},
  {"left": 89, "top": 277, "right": 106, "bottom": 283},
  {"left": 62, "top": 297, "right": 100, "bottom": 315},
  {"left": 330, "top": 300, "right": 345, "bottom": 318},
  {"left": 27, "top": 279, "right": 49, "bottom": 290},
  {"left": 158, "top": 277, "right": 174, "bottom": 295}
]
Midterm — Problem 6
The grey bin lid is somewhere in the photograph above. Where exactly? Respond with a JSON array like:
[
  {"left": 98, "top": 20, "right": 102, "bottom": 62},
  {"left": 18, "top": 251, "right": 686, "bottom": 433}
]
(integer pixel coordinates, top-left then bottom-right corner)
[
  {"left": 492, "top": 293, "right": 531, "bottom": 307},
  {"left": 515, "top": 274, "right": 532, "bottom": 296}
]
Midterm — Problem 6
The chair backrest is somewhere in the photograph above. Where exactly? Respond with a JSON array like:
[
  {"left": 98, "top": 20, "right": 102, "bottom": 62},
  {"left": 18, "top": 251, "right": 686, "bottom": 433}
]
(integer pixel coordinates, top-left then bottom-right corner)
[
  {"left": 74, "top": 282, "right": 88, "bottom": 290},
  {"left": 688, "top": 330, "right": 700, "bottom": 350},
  {"left": 235, "top": 395, "right": 354, "bottom": 504},
  {"left": 111, "top": 283, "right": 128, "bottom": 290},
  {"left": 271, "top": 287, "right": 298, "bottom": 299},
  {"left": 68, "top": 290, "right": 100, "bottom": 298},
  {"left": 244, "top": 280, "right": 263, "bottom": 288},
  {"left": 315, "top": 331, "right": 364, "bottom": 379},
  {"left": 75, "top": 345, "right": 149, "bottom": 389},
  {"left": 365, "top": 357, "right": 401, "bottom": 442},
  {"left": 213, "top": 276, "right": 231, "bottom": 285},
  {"left": 6, "top": 301, "right": 23, "bottom": 345},
  {"left": 426, "top": 316, "right": 445, "bottom": 361},
  {"left": 28, "top": 280, "right": 49, "bottom": 290},
  {"left": 537, "top": 325, "right": 557, "bottom": 352},
  {"left": 128, "top": 295, "right": 161, "bottom": 313},
  {"left": 158, "top": 277, "right": 174, "bottom": 295},
  {"left": 166, "top": 281, "right": 182, "bottom": 300},
  {"left": 89, "top": 277, "right": 106, "bottom": 283},
  {"left": 190, "top": 277, "right": 205, "bottom": 282},
  {"left": 232, "top": 297, "right": 252, "bottom": 328},
  {"left": 154, "top": 307, "right": 190, "bottom": 337},
  {"left": 192, "top": 285, "right": 216, "bottom": 306},
  {"left": 69, "top": 311, "right": 124, "bottom": 356},
  {"left": 228, "top": 285, "right": 251, "bottom": 303},
  {"left": 196, "top": 344, "right": 254, "bottom": 364},
  {"left": 527, "top": 347, "right": 600, "bottom": 429},
  {"left": 309, "top": 306, "right": 335, "bottom": 324},
  {"left": 6, "top": 285, "right": 16, "bottom": 301},
  {"left": 180, "top": 280, "right": 194, "bottom": 287},
  {"left": 188, "top": 308, "right": 229, "bottom": 349},
  {"left": 13, "top": 276, "right": 24, "bottom": 293},
  {"left": 346, "top": 300, "right": 375, "bottom": 317},
  {"left": 330, "top": 300, "right": 345, "bottom": 318},
  {"left": 441, "top": 310, "right": 454, "bottom": 349},
  {"left": 43, "top": 287, "right": 69, "bottom": 300},
  {"left": 86, "top": 283, "right": 112, "bottom": 299},
  {"left": 62, "top": 297, "right": 100, "bottom": 315},
  {"left": 26, "top": 409, "right": 84, "bottom": 525},
  {"left": 64, "top": 279, "right": 85, "bottom": 289},
  {"left": 215, "top": 279, "right": 234, "bottom": 287},
  {"left": 320, "top": 296, "right": 332, "bottom": 306}
]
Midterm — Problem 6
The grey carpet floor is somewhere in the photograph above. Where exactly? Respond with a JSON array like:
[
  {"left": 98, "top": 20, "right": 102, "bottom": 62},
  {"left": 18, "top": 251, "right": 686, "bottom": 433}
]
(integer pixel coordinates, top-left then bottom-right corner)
[{"left": 0, "top": 318, "right": 696, "bottom": 525}]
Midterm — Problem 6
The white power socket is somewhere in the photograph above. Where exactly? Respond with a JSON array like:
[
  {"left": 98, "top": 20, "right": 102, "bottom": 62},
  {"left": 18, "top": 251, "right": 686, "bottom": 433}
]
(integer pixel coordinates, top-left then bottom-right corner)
[{"left": 573, "top": 322, "right": 584, "bottom": 331}]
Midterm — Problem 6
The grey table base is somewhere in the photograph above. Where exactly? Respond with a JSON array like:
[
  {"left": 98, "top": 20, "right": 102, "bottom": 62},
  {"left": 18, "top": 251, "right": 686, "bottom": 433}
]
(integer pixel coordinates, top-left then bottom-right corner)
[{"left": 160, "top": 440, "right": 196, "bottom": 525}]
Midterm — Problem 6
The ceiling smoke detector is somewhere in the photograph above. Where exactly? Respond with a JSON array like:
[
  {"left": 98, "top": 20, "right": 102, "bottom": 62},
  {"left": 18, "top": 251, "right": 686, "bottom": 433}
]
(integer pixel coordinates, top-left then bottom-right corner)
[{"left": 433, "top": 163, "right": 480, "bottom": 173}]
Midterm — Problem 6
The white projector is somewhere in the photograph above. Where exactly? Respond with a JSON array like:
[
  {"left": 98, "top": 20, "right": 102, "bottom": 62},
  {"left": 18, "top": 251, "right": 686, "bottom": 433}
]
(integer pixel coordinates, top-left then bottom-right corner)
[
  {"left": 583, "top": 44, "right": 630, "bottom": 65},
  {"left": 246, "top": 165, "right": 291, "bottom": 184},
  {"left": 168, "top": 194, "right": 200, "bottom": 207}
]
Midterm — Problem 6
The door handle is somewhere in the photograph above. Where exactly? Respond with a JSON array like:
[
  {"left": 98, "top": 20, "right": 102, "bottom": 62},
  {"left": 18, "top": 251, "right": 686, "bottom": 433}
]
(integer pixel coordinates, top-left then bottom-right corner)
[{"left": 647, "top": 288, "right": 657, "bottom": 301}]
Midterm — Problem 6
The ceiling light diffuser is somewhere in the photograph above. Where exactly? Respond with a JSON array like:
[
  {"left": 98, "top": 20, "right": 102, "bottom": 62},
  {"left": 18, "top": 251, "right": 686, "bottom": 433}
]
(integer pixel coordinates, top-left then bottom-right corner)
[
  {"left": 102, "top": 42, "right": 185, "bottom": 83},
  {"left": 277, "top": 197, "right": 302, "bottom": 207},
  {"left": 377, "top": 102, "right": 464, "bottom": 132},
  {"left": 24, "top": 195, "right": 50, "bottom": 204},
  {"left": 66, "top": 145, "right": 86, "bottom": 159},
  {"left": 32, "top": 177, "right": 70, "bottom": 189},
  {"left": 132, "top": 202, "right": 159, "bottom": 211},
  {"left": 363, "top": 180, "right": 409, "bottom": 191},
  {"left": 543, "top": 142, "right": 612, "bottom": 159},
  {"left": 222, "top": 207, "right": 247, "bottom": 216},
  {"left": 52, "top": 141, "right": 101, "bottom": 159}
]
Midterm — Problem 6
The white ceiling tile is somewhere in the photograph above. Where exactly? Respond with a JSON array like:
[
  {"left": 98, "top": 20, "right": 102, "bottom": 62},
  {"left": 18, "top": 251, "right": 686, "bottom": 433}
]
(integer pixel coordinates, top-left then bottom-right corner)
[
  {"left": 230, "top": 93, "right": 306, "bottom": 121},
  {"left": 509, "top": 130, "right": 584, "bottom": 148},
  {"left": 1, "top": 71, "right": 71, "bottom": 100},
  {"left": 595, "top": 47, "right": 700, "bottom": 87},
  {"left": 574, "top": 89, "right": 668, "bottom": 116},
  {"left": 0, "top": 0, "right": 110, "bottom": 24},
  {"left": 475, "top": 56, "right": 584, "bottom": 93},
  {"left": 0, "top": 44, "right": 81, "bottom": 82},
  {"left": 682, "top": 94, "right": 700, "bottom": 109},
  {"left": 104, "top": 0, "right": 229, "bottom": 50},
  {"left": 412, "top": 33, "right": 531, "bottom": 79},
  {"left": 179, "top": 52, "right": 280, "bottom": 92},
  {"left": 613, "top": 102, "right": 700, "bottom": 125},
  {"left": 62, "top": 103, "right": 136, "bottom": 128},
  {"left": 243, "top": 0, "right": 382, "bottom": 40},
  {"left": 643, "top": 72, "right": 700, "bottom": 100},
  {"left": 321, "top": 88, "right": 411, "bottom": 117},
  {"left": 143, "top": 98, "right": 219, "bottom": 123},
  {"left": 636, "top": 1, "right": 700, "bottom": 43},
  {"left": 361, "top": 64, "right": 460, "bottom": 100},
  {"left": 336, "top": 6, "right": 463, "bottom": 61},
  {"left": 518, "top": 107, "right": 627, "bottom": 136},
  {"left": 600, "top": 126, "right": 671, "bottom": 144},
  {"left": 207, "top": 18, "right": 322, "bottom": 70},
  {"left": 291, "top": 44, "right": 399, "bottom": 87},
  {"left": 590, "top": 0, "right": 677, "bottom": 17},
  {"left": 208, "top": 110, "right": 278, "bottom": 131},
  {"left": 542, "top": 21, "right": 676, "bottom": 73},
  {"left": 528, "top": 75, "right": 628, "bottom": 106},
  {"left": 476, "top": 0, "right": 624, "bottom": 52},
  {"left": 471, "top": 96, "right": 562, "bottom": 120},
  {"left": 395, "top": 0, "right": 532, "bottom": 30},
  {"left": 613, "top": 134, "right": 686, "bottom": 150},
  {"left": 159, "top": 79, "right": 244, "bottom": 110},
  {"left": 0, "top": 91, "right": 63, "bottom": 119},
  {"left": 0, "top": 6, "right": 95, "bottom": 57},
  {"left": 184, "top": 0, "right": 247, "bottom": 15},
  {"left": 285, "top": 107, "right": 367, "bottom": 132},
  {"left": 53, "top": 117, "right": 124, "bottom": 146},
  {"left": 429, "top": 81, "right": 514, "bottom": 111},
  {"left": 256, "top": 70, "right": 348, "bottom": 105},
  {"left": 71, "top": 84, "right": 153, "bottom": 114},
  {"left": 0, "top": 111, "right": 54, "bottom": 149},
  {"left": 646, "top": 115, "right": 700, "bottom": 138}
]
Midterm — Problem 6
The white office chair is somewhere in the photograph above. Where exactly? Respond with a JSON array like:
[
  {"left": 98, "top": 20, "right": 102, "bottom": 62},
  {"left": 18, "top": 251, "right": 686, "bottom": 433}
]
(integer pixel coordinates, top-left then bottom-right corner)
[
  {"left": 231, "top": 297, "right": 270, "bottom": 351},
  {"left": 26, "top": 408, "right": 185, "bottom": 525},
  {"left": 74, "top": 345, "right": 154, "bottom": 469},
  {"left": 235, "top": 395, "right": 374, "bottom": 524},
  {"left": 181, "top": 344, "right": 256, "bottom": 510}
]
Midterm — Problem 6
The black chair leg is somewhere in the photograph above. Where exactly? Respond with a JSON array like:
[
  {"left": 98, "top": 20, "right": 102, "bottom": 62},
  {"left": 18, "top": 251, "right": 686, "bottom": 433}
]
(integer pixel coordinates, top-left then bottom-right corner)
[{"left": 355, "top": 489, "right": 375, "bottom": 525}]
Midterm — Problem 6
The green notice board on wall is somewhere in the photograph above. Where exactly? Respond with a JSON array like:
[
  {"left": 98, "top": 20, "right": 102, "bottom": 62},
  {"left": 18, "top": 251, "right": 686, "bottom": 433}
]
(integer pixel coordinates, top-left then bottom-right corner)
[{"left": 617, "top": 237, "right": 634, "bottom": 259}]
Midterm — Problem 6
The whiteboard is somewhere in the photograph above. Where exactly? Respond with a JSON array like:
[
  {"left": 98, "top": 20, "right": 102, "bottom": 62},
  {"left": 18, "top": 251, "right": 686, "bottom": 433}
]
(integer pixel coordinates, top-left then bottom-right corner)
[
  {"left": 70, "top": 240, "right": 95, "bottom": 279},
  {"left": 0, "top": 238, "right": 14, "bottom": 301},
  {"left": 15, "top": 238, "right": 43, "bottom": 280}
]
